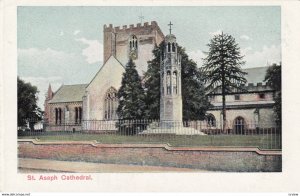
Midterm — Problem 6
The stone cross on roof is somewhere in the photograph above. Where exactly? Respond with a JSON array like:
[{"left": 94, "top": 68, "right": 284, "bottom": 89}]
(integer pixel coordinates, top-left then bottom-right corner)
[{"left": 168, "top": 21, "right": 173, "bottom": 34}]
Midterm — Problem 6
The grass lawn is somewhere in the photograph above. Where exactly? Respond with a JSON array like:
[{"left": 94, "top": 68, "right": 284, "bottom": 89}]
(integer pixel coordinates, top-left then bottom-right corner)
[{"left": 18, "top": 132, "right": 282, "bottom": 150}]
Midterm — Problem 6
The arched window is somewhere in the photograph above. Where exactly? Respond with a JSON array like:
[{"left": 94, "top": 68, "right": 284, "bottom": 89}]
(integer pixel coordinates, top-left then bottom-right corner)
[
  {"left": 74, "top": 107, "right": 82, "bottom": 124},
  {"left": 79, "top": 107, "right": 82, "bottom": 123},
  {"left": 206, "top": 114, "right": 216, "bottom": 127},
  {"left": 234, "top": 116, "right": 245, "bottom": 134},
  {"left": 75, "top": 107, "right": 78, "bottom": 124},
  {"left": 55, "top": 108, "right": 58, "bottom": 125},
  {"left": 172, "top": 43, "right": 176, "bottom": 52},
  {"left": 55, "top": 108, "right": 62, "bottom": 125},
  {"left": 58, "top": 108, "right": 62, "bottom": 124},
  {"left": 104, "top": 87, "right": 118, "bottom": 120},
  {"left": 167, "top": 42, "right": 171, "bottom": 52},
  {"left": 129, "top": 35, "right": 138, "bottom": 50}
]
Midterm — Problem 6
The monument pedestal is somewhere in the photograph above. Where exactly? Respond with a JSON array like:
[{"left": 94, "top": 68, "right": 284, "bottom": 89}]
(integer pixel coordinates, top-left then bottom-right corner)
[{"left": 140, "top": 121, "right": 206, "bottom": 135}]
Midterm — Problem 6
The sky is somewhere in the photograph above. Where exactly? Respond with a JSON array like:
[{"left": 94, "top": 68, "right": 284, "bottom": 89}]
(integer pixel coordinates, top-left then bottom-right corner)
[{"left": 17, "top": 6, "right": 281, "bottom": 109}]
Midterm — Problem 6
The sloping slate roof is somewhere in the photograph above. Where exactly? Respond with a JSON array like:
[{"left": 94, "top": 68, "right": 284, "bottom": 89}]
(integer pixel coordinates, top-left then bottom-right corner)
[
  {"left": 243, "top": 67, "right": 269, "bottom": 84},
  {"left": 48, "top": 84, "right": 87, "bottom": 103}
]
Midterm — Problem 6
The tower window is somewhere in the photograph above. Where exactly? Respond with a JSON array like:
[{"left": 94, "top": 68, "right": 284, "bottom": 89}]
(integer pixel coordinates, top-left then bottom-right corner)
[
  {"left": 129, "top": 35, "right": 138, "bottom": 59},
  {"left": 129, "top": 35, "right": 138, "bottom": 50}
]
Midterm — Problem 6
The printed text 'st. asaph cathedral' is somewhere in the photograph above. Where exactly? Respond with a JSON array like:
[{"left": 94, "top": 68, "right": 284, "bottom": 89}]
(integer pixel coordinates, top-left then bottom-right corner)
[{"left": 44, "top": 21, "right": 276, "bottom": 131}]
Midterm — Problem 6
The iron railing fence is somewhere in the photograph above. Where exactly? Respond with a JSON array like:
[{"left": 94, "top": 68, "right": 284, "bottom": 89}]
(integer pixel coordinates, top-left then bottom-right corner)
[{"left": 18, "top": 118, "right": 281, "bottom": 150}]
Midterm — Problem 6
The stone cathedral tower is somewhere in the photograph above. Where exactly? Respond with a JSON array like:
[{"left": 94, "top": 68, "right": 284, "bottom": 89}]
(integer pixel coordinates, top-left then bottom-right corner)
[{"left": 160, "top": 27, "right": 183, "bottom": 124}]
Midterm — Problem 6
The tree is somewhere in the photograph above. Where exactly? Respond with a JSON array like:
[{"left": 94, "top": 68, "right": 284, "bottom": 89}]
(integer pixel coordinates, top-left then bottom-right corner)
[
  {"left": 202, "top": 32, "right": 247, "bottom": 130},
  {"left": 117, "top": 58, "right": 146, "bottom": 119},
  {"left": 144, "top": 43, "right": 164, "bottom": 119},
  {"left": 264, "top": 63, "right": 281, "bottom": 91},
  {"left": 18, "top": 77, "right": 42, "bottom": 127},
  {"left": 264, "top": 63, "right": 281, "bottom": 126},
  {"left": 144, "top": 42, "right": 211, "bottom": 120},
  {"left": 179, "top": 46, "right": 211, "bottom": 120}
]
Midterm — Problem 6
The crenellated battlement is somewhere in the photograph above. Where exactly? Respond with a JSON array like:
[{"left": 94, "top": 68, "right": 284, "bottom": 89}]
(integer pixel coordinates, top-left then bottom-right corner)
[
  {"left": 103, "top": 21, "right": 165, "bottom": 65},
  {"left": 243, "top": 82, "right": 270, "bottom": 89},
  {"left": 207, "top": 82, "right": 274, "bottom": 96},
  {"left": 104, "top": 21, "right": 159, "bottom": 32}
]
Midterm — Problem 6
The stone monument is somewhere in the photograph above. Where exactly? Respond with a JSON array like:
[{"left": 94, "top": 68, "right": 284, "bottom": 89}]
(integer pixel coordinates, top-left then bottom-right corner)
[
  {"left": 160, "top": 22, "right": 183, "bottom": 127},
  {"left": 142, "top": 22, "right": 205, "bottom": 135}
]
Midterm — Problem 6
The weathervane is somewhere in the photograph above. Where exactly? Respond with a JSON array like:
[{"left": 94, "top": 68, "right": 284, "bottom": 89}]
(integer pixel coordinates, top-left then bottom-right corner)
[
  {"left": 168, "top": 21, "right": 173, "bottom": 34},
  {"left": 139, "top": 14, "right": 144, "bottom": 24}
]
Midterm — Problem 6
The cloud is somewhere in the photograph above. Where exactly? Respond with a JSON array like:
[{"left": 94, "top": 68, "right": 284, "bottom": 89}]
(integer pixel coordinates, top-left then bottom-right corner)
[
  {"left": 209, "top": 30, "right": 222, "bottom": 37},
  {"left": 18, "top": 47, "right": 100, "bottom": 109},
  {"left": 242, "top": 44, "right": 281, "bottom": 68},
  {"left": 75, "top": 37, "right": 103, "bottom": 64},
  {"left": 187, "top": 50, "right": 206, "bottom": 67},
  {"left": 73, "top": 30, "right": 81, "bottom": 35},
  {"left": 241, "top": 47, "right": 253, "bottom": 55},
  {"left": 187, "top": 44, "right": 281, "bottom": 69},
  {"left": 240, "top": 35, "right": 251, "bottom": 41},
  {"left": 18, "top": 48, "right": 80, "bottom": 73},
  {"left": 59, "top": 31, "right": 64, "bottom": 36}
]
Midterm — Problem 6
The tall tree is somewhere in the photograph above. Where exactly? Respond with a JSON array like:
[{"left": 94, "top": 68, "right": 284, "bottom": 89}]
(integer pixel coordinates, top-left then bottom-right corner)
[
  {"left": 144, "top": 43, "right": 164, "bottom": 119},
  {"left": 18, "top": 77, "right": 42, "bottom": 127},
  {"left": 264, "top": 63, "right": 281, "bottom": 126},
  {"left": 144, "top": 42, "right": 211, "bottom": 120},
  {"left": 117, "top": 58, "right": 146, "bottom": 119},
  {"left": 202, "top": 32, "right": 247, "bottom": 130}
]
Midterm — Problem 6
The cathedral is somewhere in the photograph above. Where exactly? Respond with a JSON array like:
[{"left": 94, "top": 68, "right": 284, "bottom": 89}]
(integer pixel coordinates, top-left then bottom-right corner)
[{"left": 44, "top": 21, "right": 276, "bottom": 132}]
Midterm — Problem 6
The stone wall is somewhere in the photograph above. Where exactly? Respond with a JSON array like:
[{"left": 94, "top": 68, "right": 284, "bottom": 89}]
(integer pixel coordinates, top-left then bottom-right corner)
[
  {"left": 48, "top": 102, "right": 82, "bottom": 125},
  {"left": 207, "top": 107, "right": 276, "bottom": 129},
  {"left": 211, "top": 91, "right": 274, "bottom": 103},
  {"left": 84, "top": 56, "right": 125, "bottom": 120},
  {"left": 18, "top": 140, "right": 282, "bottom": 172}
]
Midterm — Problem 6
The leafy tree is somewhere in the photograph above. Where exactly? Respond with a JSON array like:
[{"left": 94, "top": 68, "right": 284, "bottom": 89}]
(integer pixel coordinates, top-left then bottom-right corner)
[
  {"left": 18, "top": 77, "right": 42, "bottom": 127},
  {"left": 264, "top": 63, "right": 281, "bottom": 91},
  {"left": 202, "top": 32, "right": 247, "bottom": 130},
  {"left": 144, "top": 42, "right": 211, "bottom": 120},
  {"left": 264, "top": 63, "right": 281, "bottom": 125},
  {"left": 179, "top": 46, "right": 211, "bottom": 120},
  {"left": 117, "top": 58, "right": 146, "bottom": 119}
]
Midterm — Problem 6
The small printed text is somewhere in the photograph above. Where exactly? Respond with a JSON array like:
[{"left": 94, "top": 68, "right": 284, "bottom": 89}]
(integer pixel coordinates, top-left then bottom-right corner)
[{"left": 26, "top": 174, "right": 93, "bottom": 181}]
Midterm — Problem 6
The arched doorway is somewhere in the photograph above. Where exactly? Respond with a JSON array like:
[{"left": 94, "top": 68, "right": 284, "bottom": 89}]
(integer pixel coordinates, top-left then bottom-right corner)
[{"left": 234, "top": 117, "right": 245, "bottom": 134}]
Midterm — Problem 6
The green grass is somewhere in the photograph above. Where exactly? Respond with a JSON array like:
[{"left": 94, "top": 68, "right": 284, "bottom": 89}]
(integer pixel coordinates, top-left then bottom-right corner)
[{"left": 18, "top": 133, "right": 282, "bottom": 150}]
